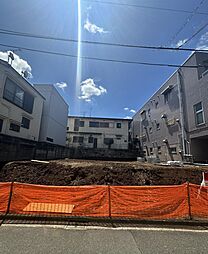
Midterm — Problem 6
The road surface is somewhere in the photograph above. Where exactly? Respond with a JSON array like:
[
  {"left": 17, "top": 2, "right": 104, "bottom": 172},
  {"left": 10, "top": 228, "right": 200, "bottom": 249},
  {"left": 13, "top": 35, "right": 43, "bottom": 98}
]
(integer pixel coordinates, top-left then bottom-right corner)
[{"left": 0, "top": 224, "right": 208, "bottom": 253}]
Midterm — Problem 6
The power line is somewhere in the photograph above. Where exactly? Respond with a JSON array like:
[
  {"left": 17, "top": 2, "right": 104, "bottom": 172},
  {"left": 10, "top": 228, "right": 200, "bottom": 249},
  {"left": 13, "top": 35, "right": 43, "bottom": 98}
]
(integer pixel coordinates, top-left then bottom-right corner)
[
  {"left": 167, "top": 0, "right": 207, "bottom": 46},
  {"left": 0, "top": 28, "right": 208, "bottom": 53},
  {"left": 0, "top": 42, "right": 207, "bottom": 68},
  {"left": 178, "top": 20, "right": 208, "bottom": 48},
  {"left": 83, "top": 0, "right": 208, "bottom": 15}
]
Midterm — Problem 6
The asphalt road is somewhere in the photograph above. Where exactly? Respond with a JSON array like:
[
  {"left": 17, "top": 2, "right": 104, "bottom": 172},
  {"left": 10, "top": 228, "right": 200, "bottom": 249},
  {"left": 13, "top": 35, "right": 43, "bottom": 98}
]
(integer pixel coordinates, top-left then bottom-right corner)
[{"left": 0, "top": 225, "right": 208, "bottom": 254}]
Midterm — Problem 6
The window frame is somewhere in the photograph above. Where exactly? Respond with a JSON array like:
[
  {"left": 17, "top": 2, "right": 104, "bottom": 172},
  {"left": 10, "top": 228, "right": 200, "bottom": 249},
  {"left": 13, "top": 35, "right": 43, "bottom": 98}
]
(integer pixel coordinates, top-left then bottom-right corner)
[
  {"left": 21, "top": 117, "right": 30, "bottom": 129},
  {"left": 9, "top": 122, "right": 20, "bottom": 132},
  {"left": 3, "top": 78, "right": 34, "bottom": 114},
  {"left": 116, "top": 122, "right": 121, "bottom": 128},
  {"left": 73, "top": 136, "right": 84, "bottom": 143},
  {"left": 89, "top": 121, "right": 100, "bottom": 128},
  {"left": 0, "top": 119, "right": 3, "bottom": 132},
  {"left": 88, "top": 136, "right": 94, "bottom": 143},
  {"left": 169, "top": 147, "right": 177, "bottom": 154},
  {"left": 194, "top": 102, "right": 205, "bottom": 126}
]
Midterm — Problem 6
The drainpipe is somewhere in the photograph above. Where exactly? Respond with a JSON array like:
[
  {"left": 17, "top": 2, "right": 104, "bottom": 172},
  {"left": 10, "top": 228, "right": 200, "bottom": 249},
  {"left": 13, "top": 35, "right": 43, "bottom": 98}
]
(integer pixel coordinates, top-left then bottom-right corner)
[
  {"left": 177, "top": 70, "right": 186, "bottom": 159},
  {"left": 139, "top": 116, "right": 143, "bottom": 153}
]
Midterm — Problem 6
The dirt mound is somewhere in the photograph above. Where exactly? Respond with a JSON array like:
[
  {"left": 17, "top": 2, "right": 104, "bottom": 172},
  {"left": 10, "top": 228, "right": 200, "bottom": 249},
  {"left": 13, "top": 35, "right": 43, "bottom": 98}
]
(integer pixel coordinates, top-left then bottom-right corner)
[{"left": 0, "top": 159, "right": 206, "bottom": 186}]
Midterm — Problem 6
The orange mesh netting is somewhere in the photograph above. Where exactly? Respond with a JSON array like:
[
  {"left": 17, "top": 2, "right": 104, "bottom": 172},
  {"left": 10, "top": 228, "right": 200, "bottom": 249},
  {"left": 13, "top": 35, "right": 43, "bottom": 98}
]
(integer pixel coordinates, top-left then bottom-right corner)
[
  {"left": 189, "top": 183, "right": 208, "bottom": 220},
  {"left": 0, "top": 182, "right": 11, "bottom": 215},
  {"left": 110, "top": 184, "right": 189, "bottom": 220},
  {"left": 9, "top": 182, "right": 109, "bottom": 217}
]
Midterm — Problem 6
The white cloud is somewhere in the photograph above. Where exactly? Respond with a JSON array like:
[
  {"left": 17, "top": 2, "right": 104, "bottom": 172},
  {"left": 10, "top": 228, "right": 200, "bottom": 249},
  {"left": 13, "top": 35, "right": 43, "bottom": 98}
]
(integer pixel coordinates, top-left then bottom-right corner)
[
  {"left": 130, "top": 109, "right": 136, "bottom": 113},
  {"left": 0, "top": 51, "right": 32, "bottom": 78},
  {"left": 125, "top": 116, "right": 132, "bottom": 119},
  {"left": 175, "top": 39, "right": 187, "bottom": 48},
  {"left": 84, "top": 18, "right": 108, "bottom": 34},
  {"left": 78, "top": 78, "right": 107, "bottom": 102},
  {"left": 196, "top": 32, "right": 208, "bottom": 50},
  {"left": 55, "top": 82, "right": 68, "bottom": 91},
  {"left": 124, "top": 107, "right": 136, "bottom": 114}
]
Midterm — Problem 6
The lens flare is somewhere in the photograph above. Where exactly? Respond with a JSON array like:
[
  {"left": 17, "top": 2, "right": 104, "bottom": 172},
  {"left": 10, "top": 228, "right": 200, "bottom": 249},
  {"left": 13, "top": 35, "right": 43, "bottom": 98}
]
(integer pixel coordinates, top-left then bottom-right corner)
[{"left": 75, "top": 0, "right": 82, "bottom": 114}]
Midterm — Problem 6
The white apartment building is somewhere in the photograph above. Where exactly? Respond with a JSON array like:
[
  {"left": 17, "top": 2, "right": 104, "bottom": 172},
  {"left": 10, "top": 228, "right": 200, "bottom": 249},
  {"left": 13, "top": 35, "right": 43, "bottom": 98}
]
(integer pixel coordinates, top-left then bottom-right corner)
[
  {"left": 67, "top": 116, "right": 131, "bottom": 150},
  {"left": 0, "top": 59, "right": 44, "bottom": 141},
  {"left": 34, "top": 84, "right": 69, "bottom": 146}
]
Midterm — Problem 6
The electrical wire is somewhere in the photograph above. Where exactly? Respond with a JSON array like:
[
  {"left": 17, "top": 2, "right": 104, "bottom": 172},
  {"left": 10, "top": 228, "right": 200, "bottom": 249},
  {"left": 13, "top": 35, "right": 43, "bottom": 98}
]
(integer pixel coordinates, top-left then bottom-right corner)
[
  {"left": 0, "top": 28, "right": 208, "bottom": 52},
  {"left": 167, "top": 0, "right": 207, "bottom": 46},
  {"left": 0, "top": 42, "right": 207, "bottom": 68},
  {"left": 178, "top": 20, "right": 208, "bottom": 48},
  {"left": 83, "top": 0, "right": 208, "bottom": 15}
]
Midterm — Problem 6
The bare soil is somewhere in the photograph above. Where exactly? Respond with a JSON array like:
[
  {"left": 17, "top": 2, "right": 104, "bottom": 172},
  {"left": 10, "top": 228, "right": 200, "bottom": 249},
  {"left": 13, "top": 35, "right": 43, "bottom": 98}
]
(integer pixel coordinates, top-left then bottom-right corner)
[{"left": 0, "top": 159, "right": 207, "bottom": 186}]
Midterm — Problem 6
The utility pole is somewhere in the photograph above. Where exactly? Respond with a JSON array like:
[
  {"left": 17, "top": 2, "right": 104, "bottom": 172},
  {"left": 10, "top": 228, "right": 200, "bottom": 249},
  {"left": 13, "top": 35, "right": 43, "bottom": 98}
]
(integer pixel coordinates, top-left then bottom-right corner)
[{"left": 177, "top": 70, "right": 186, "bottom": 159}]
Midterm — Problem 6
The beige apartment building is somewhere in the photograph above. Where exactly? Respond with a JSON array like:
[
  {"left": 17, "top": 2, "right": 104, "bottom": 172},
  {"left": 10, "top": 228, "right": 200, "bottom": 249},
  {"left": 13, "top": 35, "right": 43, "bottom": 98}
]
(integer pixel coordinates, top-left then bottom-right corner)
[
  {"left": 67, "top": 116, "right": 131, "bottom": 150},
  {"left": 0, "top": 59, "right": 44, "bottom": 141}
]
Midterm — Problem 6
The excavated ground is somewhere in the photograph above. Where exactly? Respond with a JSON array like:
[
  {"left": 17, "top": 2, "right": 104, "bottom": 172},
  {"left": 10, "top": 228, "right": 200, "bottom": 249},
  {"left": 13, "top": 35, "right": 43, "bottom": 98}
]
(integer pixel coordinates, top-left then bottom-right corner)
[{"left": 0, "top": 159, "right": 207, "bottom": 186}]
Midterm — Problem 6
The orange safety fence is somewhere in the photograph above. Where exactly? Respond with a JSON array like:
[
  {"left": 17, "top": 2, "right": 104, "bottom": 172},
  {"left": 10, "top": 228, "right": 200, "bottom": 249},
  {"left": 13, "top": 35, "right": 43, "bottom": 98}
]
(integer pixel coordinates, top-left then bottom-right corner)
[
  {"left": 189, "top": 183, "right": 208, "bottom": 220},
  {"left": 9, "top": 182, "right": 109, "bottom": 217},
  {"left": 0, "top": 182, "right": 208, "bottom": 221},
  {"left": 0, "top": 182, "right": 11, "bottom": 215},
  {"left": 110, "top": 183, "right": 189, "bottom": 220}
]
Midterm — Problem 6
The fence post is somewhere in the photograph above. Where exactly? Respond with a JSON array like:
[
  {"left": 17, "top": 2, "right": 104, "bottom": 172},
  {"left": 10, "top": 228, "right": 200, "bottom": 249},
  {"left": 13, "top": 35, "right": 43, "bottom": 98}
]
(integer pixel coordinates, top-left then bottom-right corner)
[
  {"left": 1, "top": 181, "right": 14, "bottom": 225},
  {"left": 187, "top": 182, "right": 192, "bottom": 220},
  {"left": 108, "top": 185, "right": 112, "bottom": 219}
]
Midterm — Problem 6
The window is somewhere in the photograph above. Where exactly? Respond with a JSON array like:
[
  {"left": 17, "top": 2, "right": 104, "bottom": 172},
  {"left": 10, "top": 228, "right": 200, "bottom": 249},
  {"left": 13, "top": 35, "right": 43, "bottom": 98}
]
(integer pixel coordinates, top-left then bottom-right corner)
[
  {"left": 156, "top": 122, "right": 160, "bottom": 130},
  {"left": 109, "top": 122, "right": 114, "bottom": 128},
  {"left": 88, "top": 136, "right": 94, "bottom": 143},
  {"left": 140, "top": 110, "right": 146, "bottom": 121},
  {"left": 116, "top": 123, "right": 121, "bottom": 128},
  {"left": 148, "top": 108, "right": 151, "bottom": 117},
  {"left": 9, "top": 122, "right": 20, "bottom": 132},
  {"left": 46, "top": 137, "right": 54, "bottom": 142},
  {"left": 155, "top": 101, "right": 158, "bottom": 108},
  {"left": 100, "top": 122, "right": 109, "bottom": 128},
  {"left": 194, "top": 102, "right": 205, "bottom": 125},
  {"left": 89, "top": 121, "right": 99, "bottom": 128},
  {"left": 149, "top": 127, "right": 152, "bottom": 134},
  {"left": 79, "top": 121, "right": 85, "bottom": 127},
  {"left": 170, "top": 147, "right": 177, "bottom": 154},
  {"left": 157, "top": 146, "right": 161, "bottom": 154},
  {"left": 150, "top": 147, "right": 153, "bottom": 155},
  {"left": 89, "top": 121, "right": 111, "bottom": 128},
  {"left": 162, "top": 85, "right": 173, "bottom": 104},
  {"left": 201, "top": 60, "right": 208, "bottom": 78},
  {"left": 3, "top": 78, "right": 34, "bottom": 113},
  {"left": 74, "top": 119, "right": 80, "bottom": 131},
  {"left": 116, "top": 135, "right": 122, "bottom": 140},
  {"left": 21, "top": 117, "right": 30, "bottom": 129},
  {"left": 73, "top": 136, "right": 84, "bottom": 143},
  {"left": 0, "top": 119, "right": 3, "bottom": 132},
  {"left": 67, "top": 127, "right": 69, "bottom": 130},
  {"left": 23, "top": 91, "right": 34, "bottom": 113}
]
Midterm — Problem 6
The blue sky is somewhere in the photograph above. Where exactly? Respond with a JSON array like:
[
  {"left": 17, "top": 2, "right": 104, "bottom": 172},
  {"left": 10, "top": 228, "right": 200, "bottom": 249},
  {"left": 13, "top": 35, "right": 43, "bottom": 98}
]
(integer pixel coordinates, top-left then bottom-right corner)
[{"left": 0, "top": 0, "right": 208, "bottom": 118}]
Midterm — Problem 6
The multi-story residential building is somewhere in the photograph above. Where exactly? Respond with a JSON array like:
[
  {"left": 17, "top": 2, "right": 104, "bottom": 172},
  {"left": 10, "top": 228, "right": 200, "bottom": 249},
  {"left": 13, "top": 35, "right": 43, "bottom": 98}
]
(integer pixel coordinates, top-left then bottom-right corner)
[
  {"left": 0, "top": 59, "right": 44, "bottom": 141},
  {"left": 132, "top": 52, "right": 208, "bottom": 163},
  {"left": 34, "top": 84, "right": 69, "bottom": 146},
  {"left": 67, "top": 116, "right": 131, "bottom": 150}
]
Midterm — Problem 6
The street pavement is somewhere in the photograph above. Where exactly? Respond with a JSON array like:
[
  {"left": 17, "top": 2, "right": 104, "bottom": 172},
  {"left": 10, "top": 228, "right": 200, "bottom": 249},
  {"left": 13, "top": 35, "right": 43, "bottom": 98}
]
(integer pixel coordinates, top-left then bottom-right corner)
[{"left": 0, "top": 224, "right": 208, "bottom": 254}]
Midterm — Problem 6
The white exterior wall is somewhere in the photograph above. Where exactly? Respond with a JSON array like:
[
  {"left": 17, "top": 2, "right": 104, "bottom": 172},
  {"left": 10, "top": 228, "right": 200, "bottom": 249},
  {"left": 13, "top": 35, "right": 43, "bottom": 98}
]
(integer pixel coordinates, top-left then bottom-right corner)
[
  {"left": 0, "top": 61, "right": 44, "bottom": 141},
  {"left": 67, "top": 117, "right": 130, "bottom": 150},
  {"left": 34, "top": 84, "right": 69, "bottom": 146}
]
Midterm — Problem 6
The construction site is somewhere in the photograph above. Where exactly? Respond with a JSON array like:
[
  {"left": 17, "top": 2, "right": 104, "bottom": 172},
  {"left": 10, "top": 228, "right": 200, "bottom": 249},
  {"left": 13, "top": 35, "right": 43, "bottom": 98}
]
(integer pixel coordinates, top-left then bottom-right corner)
[{"left": 0, "top": 159, "right": 205, "bottom": 186}]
